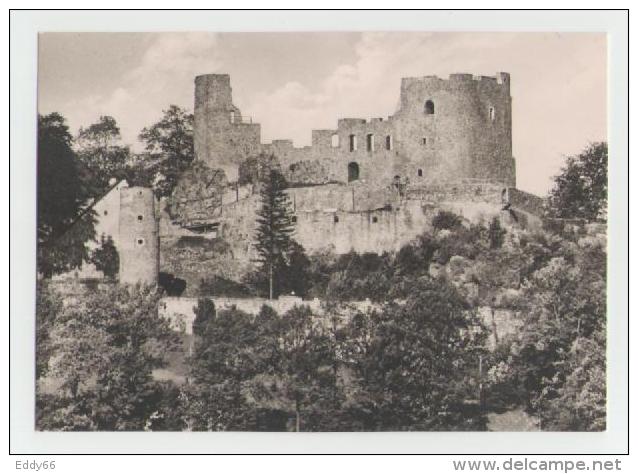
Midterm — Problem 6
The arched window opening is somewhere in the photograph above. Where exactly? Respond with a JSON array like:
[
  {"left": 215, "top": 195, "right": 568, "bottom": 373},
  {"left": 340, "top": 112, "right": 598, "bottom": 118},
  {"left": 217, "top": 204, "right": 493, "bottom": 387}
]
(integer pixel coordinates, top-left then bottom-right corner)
[
  {"left": 348, "top": 162, "right": 360, "bottom": 182},
  {"left": 333, "top": 215, "right": 339, "bottom": 223},
  {"left": 331, "top": 134, "right": 339, "bottom": 148},
  {"left": 372, "top": 216, "right": 378, "bottom": 223},
  {"left": 418, "top": 169, "right": 423, "bottom": 177},
  {"left": 349, "top": 134, "right": 357, "bottom": 152},
  {"left": 489, "top": 106, "right": 496, "bottom": 121},
  {"left": 385, "top": 135, "right": 393, "bottom": 150},
  {"left": 424, "top": 100, "right": 435, "bottom": 115},
  {"left": 422, "top": 137, "right": 427, "bottom": 146},
  {"left": 366, "top": 133, "right": 374, "bottom": 152}
]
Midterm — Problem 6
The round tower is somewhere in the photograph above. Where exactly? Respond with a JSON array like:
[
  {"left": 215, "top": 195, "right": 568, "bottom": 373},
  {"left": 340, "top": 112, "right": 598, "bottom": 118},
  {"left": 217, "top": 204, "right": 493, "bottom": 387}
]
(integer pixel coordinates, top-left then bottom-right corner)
[
  {"left": 394, "top": 72, "right": 515, "bottom": 187},
  {"left": 118, "top": 187, "right": 159, "bottom": 285}
]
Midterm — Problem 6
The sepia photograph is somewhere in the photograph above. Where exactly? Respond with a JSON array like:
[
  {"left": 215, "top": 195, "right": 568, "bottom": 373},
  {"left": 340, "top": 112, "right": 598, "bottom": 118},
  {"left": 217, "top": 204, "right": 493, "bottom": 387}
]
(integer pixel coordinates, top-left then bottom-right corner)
[{"left": 32, "top": 29, "right": 610, "bottom": 435}]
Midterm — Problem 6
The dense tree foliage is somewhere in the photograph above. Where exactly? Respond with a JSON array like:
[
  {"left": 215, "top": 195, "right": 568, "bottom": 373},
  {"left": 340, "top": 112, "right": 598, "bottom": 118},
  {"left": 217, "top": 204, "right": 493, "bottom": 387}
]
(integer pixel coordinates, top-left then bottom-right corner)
[
  {"left": 36, "top": 285, "right": 180, "bottom": 430},
  {"left": 185, "top": 299, "right": 259, "bottom": 430},
  {"left": 36, "top": 281, "right": 63, "bottom": 380},
  {"left": 248, "top": 305, "right": 337, "bottom": 431},
  {"left": 90, "top": 234, "right": 119, "bottom": 279},
  {"left": 136, "top": 105, "right": 195, "bottom": 197},
  {"left": 37, "top": 113, "right": 96, "bottom": 277},
  {"left": 346, "top": 279, "right": 488, "bottom": 430},
  {"left": 508, "top": 240, "right": 606, "bottom": 430},
  {"left": 76, "top": 115, "right": 131, "bottom": 195},
  {"left": 548, "top": 142, "right": 607, "bottom": 220},
  {"left": 36, "top": 209, "right": 606, "bottom": 431},
  {"left": 36, "top": 114, "right": 607, "bottom": 431},
  {"left": 432, "top": 210, "right": 463, "bottom": 232}
]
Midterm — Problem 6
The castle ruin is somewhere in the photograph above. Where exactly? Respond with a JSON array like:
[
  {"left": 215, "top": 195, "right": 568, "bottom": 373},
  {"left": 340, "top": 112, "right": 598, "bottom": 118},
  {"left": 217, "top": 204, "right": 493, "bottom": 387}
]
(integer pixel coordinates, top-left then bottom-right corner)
[
  {"left": 164, "top": 72, "right": 539, "bottom": 276},
  {"left": 55, "top": 72, "right": 544, "bottom": 292},
  {"left": 194, "top": 73, "right": 516, "bottom": 187}
]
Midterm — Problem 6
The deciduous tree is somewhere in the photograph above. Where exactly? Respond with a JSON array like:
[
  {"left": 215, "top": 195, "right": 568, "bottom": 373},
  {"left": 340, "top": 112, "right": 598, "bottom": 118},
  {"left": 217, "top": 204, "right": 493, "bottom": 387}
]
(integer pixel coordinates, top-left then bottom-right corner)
[
  {"left": 548, "top": 142, "right": 607, "bottom": 221},
  {"left": 37, "top": 113, "right": 95, "bottom": 277},
  {"left": 137, "top": 105, "right": 195, "bottom": 197},
  {"left": 76, "top": 115, "right": 130, "bottom": 195},
  {"left": 90, "top": 234, "right": 119, "bottom": 279},
  {"left": 37, "top": 285, "right": 179, "bottom": 430},
  {"left": 349, "top": 277, "right": 488, "bottom": 430}
]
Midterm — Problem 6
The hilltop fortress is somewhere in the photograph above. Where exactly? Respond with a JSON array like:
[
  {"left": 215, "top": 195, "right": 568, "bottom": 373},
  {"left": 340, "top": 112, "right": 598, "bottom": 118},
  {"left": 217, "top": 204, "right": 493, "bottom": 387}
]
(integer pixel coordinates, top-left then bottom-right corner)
[
  {"left": 160, "top": 73, "right": 540, "bottom": 283},
  {"left": 194, "top": 73, "right": 516, "bottom": 187},
  {"left": 56, "top": 72, "right": 545, "bottom": 297}
]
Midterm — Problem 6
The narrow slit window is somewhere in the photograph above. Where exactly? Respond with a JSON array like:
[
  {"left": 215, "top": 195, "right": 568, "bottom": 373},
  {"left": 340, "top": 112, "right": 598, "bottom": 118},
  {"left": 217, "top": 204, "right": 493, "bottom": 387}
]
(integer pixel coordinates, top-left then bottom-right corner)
[
  {"left": 349, "top": 134, "right": 357, "bottom": 152},
  {"left": 385, "top": 135, "right": 393, "bottom": 150},
  {"left": 489, "top": 107, "right": 496, "bottom": 121},
  {"left": 418, "top": 169, "right": 423, "bottom": 177},
  {"left": 366, "top": 133, "right": 374, "bottom": 152},
  {"left": 422, "top": 137, "right": 427, "bottom": 146}
]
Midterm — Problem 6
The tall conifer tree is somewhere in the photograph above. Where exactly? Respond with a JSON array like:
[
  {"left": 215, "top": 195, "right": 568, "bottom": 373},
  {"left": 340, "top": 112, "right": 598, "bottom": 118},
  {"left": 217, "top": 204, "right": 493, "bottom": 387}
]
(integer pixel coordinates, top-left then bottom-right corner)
[{"left": 254, "top": 169, "right": 295, "bottom": 299}]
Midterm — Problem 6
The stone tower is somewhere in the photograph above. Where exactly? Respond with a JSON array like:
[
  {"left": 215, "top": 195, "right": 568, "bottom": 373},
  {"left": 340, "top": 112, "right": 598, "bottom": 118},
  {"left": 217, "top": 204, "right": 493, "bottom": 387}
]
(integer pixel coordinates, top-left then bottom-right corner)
[
  {"left": 118, "top": 187, "right": 159, "bottom": 285},
  {"left": 194, "top": 74, "right": 262, "bottom": 181},
  {"left": 393, "top": 72, "right": 515, "bottom": 186}
]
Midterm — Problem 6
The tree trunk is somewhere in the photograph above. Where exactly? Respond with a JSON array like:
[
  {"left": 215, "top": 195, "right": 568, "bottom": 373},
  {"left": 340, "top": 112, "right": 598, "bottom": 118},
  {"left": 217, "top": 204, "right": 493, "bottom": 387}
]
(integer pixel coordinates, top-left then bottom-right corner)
[
  {"left": 269, "top": 262, "right": 273, "bottom": 300},
  {"left": 295, "top": 398, "right": 301, "bottom": 432}
]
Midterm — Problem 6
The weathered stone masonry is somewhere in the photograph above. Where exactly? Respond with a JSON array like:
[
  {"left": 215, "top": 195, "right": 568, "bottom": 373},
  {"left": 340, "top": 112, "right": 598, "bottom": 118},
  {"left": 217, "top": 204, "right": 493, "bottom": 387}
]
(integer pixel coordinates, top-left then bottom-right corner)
[{"left": 194, "top": 73, "right": 516, "bottom": 187}]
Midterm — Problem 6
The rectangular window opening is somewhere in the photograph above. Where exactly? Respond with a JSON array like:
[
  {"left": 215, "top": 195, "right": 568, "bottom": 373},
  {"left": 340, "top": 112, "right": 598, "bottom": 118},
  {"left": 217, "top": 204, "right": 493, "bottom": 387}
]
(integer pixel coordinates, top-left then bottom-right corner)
[
  {"left": 366, "top": 133, "right": 374, "bottom": 152},
  {"left": 349, "top": 134, "right": 357, "bottom": 152}
]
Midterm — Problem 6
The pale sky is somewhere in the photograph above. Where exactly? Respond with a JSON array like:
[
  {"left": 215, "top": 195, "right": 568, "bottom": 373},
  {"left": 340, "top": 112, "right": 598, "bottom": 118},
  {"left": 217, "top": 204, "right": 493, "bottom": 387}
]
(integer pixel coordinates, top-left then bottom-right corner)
[{"left": 38, "top": 32, "right": 607, "bottom": 195}]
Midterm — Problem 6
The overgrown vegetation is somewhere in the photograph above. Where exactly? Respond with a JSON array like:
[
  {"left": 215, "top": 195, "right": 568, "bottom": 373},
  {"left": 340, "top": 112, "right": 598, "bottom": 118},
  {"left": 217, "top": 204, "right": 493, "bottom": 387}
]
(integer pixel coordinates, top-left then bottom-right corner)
[
  {"left": 548, "top": 142, "right": 607, "bottom": 221},
  {"left": 36, "top": 124, "right": 608, "bottom": 433},
  {"left": 90, "top": 234, "right": 119, "bottom": 279}
]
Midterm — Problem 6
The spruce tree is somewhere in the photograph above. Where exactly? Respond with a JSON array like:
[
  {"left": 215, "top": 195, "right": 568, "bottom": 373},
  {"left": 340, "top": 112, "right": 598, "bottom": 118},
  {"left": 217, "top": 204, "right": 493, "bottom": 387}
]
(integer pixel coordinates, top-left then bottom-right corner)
[{"left": 254, "top": 169, "right": 295, "bottom": 299}]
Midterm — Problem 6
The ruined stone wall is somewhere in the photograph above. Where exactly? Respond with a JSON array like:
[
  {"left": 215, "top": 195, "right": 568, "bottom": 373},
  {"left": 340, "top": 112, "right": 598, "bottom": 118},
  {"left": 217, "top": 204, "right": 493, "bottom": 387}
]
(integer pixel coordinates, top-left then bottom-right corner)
[
  {"left": 288, "top": 183, "right": 395, "bottom": 213},
  {"left": 159, "top": 295, "right": 378, "bottom": 335},
  {"left": 265, "top": 73, "right": 516, "bottom": 187},
  {"left": 161, "top": 181, "right": 511, "bottom": 268},
  {"left": 293, "top": 201, "right": 435, "bottom": 255},
  {"left": 506, "top": 187, "right": 546, "bottom": 217},
  {"left": 159, "top": 295, "right": 519, "bottom": 353},
  {"left": 194, "top": 73, "right": 516, "bottom": 188},
  {"left": 194, "top": 74, "right": 261, "bottom": 181}
]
